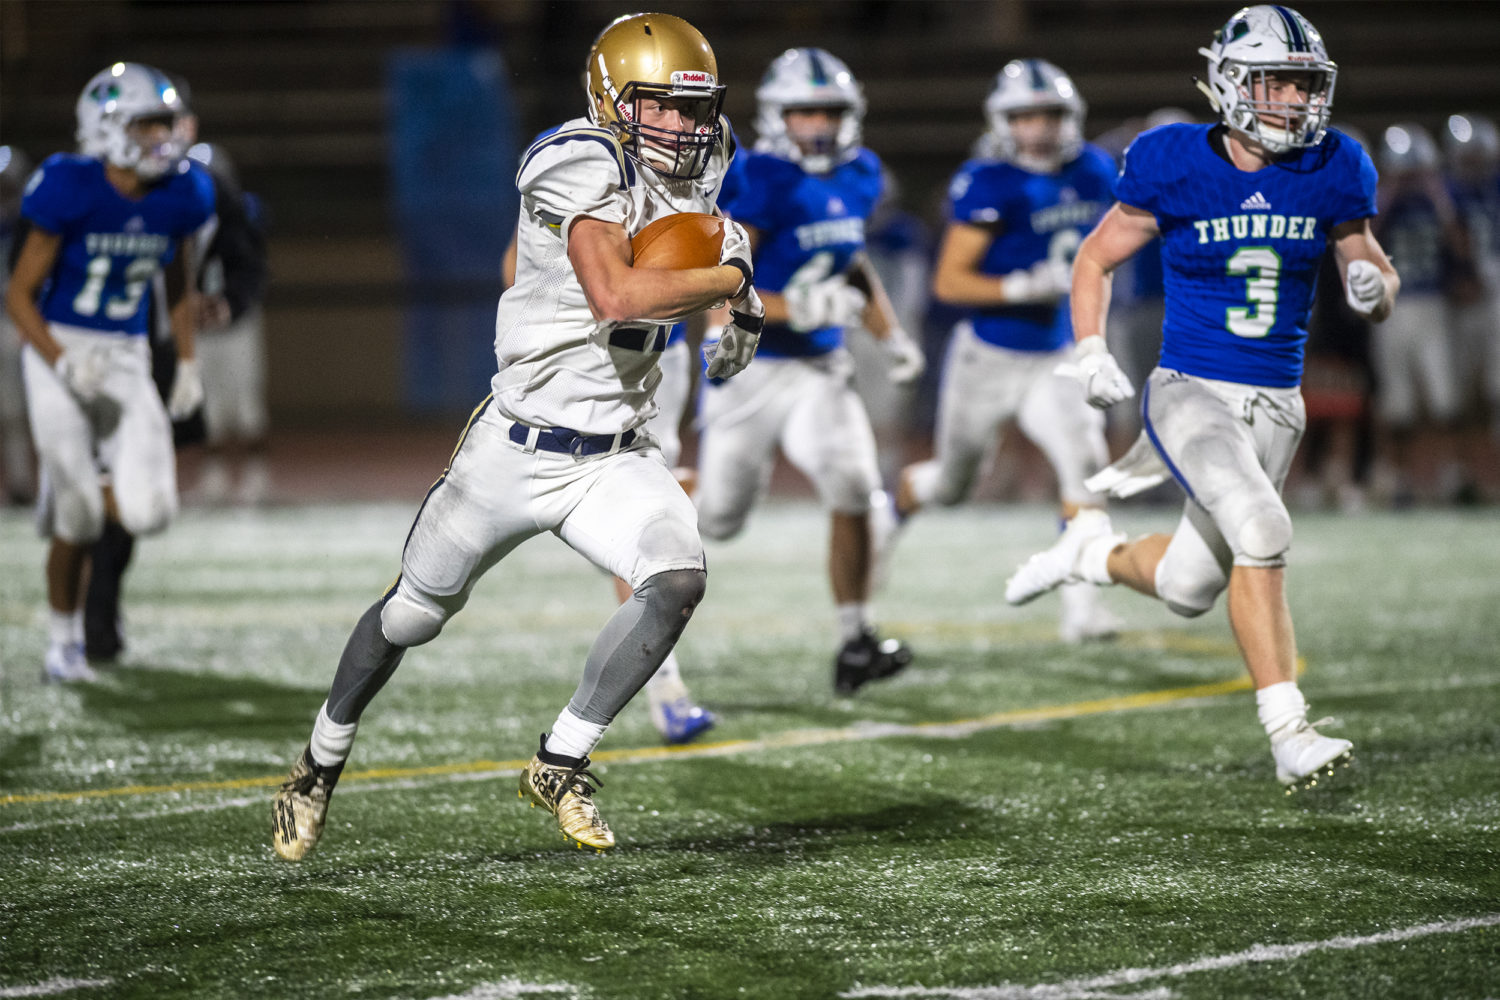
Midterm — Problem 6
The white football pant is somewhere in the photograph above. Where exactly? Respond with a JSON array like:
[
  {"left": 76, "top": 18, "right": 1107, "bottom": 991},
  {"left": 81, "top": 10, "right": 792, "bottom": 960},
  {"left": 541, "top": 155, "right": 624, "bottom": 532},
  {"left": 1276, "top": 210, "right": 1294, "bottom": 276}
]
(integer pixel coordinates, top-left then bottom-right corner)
[{"left": 198, "top": 307, "right": 269, "bottom": 444}]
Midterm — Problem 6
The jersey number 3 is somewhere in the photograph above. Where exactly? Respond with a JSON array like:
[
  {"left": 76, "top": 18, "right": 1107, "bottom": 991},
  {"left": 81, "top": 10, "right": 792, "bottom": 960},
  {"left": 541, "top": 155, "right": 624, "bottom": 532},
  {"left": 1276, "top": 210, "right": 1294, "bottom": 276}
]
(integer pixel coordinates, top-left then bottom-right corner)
[{"left": 1225, "top": 246, "right": 1281, "bottom": 339}]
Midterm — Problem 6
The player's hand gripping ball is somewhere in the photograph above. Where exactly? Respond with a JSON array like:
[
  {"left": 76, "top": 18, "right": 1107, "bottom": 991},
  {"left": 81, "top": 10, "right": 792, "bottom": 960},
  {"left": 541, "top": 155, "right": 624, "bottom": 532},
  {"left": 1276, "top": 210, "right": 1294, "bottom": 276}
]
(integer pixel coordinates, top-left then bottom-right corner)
[{"left": 630, "top": 212, "right": 725, "bottom": 270}]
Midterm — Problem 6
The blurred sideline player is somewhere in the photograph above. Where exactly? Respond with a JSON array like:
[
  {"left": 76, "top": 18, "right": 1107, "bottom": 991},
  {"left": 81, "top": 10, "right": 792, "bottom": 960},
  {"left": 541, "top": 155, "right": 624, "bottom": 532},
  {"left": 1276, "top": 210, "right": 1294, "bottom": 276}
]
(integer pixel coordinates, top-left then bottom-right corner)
[
  {"left": 184, "top": 140, "right": 271, "bottom": 507},
  {"left": 1369, "top": 123, "right": 1470, "bottom": 505},
  {"left": 272, "top": 12, "right": 763, "bottom": 859},
  {"left": 888, "top": 58, "right": 1123, "bottom": 644},
  {"left": 5, "top": 62, "right": 213, "bottom": 683},
  {"left": 1004, "top": 5, "right": 1398, "bottom": 791},
  {"left": 1443, "top": 113, "right": 1500, "bottom": 499},
  {"left": 502, "top": 231, "right": 715, "bottom": 745},
  {"left": 0, "top": 145, "right": 37, "bottom": 505},
  {"left": 702, "top": 47, "right": 925, "bottom": 696}
]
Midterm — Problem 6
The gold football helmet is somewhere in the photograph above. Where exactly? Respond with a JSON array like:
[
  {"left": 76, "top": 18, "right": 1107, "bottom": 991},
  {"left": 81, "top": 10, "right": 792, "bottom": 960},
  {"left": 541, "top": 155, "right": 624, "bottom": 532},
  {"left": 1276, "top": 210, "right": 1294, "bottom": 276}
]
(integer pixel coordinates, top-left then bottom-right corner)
[{"left": 585, "top": 12, "right": 725, "bottom": 179}]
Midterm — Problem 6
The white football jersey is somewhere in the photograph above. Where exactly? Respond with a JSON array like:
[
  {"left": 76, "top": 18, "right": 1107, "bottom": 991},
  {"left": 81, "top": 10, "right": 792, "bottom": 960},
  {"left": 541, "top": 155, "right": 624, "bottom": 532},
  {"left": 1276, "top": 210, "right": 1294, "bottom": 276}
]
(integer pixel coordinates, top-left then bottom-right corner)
[{"left": 493, "top": 117, "right": 733, "bottom": 435}]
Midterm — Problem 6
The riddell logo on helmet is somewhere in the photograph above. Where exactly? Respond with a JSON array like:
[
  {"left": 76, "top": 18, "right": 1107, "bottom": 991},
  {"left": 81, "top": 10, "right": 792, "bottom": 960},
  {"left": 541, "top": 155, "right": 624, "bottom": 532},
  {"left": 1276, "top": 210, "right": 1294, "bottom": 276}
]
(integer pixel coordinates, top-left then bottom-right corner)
[{"left": 672, "top": 71, "right": 715, "bottom": 86}]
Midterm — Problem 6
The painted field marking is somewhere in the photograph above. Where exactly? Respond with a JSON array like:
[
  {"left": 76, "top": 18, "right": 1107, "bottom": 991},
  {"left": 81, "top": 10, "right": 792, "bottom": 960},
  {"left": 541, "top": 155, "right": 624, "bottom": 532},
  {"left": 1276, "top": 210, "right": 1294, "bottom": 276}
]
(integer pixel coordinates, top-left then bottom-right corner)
[
  {"left": 840, "top": 913, "right": 1500, "bottom": 999},
  {"left": 0, "top": 978, "right": 113, "bottom": 998},
  {"left": 0, "top": 670, "right": 1253, "bottom": 811},
  {"left": 424, "top": 980, "right": 580, "bottom": 999}
]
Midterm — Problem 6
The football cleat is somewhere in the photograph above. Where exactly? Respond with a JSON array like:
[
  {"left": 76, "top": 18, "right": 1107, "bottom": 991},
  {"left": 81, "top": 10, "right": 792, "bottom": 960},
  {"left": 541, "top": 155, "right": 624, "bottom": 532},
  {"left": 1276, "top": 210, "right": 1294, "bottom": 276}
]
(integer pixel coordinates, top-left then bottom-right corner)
[
  {"left": 1005, "top": 509, "right": 1116, "bottom": 606},
  {"left": 519, "top": 737, "right": 615, "bottom": 851},
  {"left": 650, "top": 695, "right": 717, "bottom": 745},
  {"left": 43, "top": 642, "right": 97, "bottom": 684},
  {"left": 1058, "top": 582, "right": 1124, "bottom": 645},
  {"left": 271, "top": 746, "right": 344, "bottom": 860},
  {"left": 1272, "top": 718, "right": 1354, "bottom": 794},
  {"left": 834, "top": 628, "right": 913, "bottom": 696}
]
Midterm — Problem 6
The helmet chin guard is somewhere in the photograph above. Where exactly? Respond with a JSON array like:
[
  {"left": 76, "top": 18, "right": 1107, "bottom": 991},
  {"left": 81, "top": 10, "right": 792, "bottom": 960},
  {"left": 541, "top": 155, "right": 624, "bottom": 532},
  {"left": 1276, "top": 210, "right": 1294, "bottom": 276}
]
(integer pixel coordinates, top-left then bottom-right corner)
[
  {"left": 585, "top": 13, "right": 725, "bottom": 180},
  {"left": 1197, "top": 5, "right": 1336, "bottom": 155}
]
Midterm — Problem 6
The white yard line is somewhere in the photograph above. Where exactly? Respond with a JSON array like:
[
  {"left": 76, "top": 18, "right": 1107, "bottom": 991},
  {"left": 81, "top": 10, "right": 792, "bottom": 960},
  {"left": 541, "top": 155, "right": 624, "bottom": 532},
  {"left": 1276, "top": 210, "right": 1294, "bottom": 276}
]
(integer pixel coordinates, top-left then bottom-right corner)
[
  {"left": 422, "top": 980, "right": 581, "bottom": 1000},
  {"left": 841, "top": 913, "right": 1500, "bottom": 999},
  {"left": 0, "top": 979, "right": 113, "bottom": 998}
]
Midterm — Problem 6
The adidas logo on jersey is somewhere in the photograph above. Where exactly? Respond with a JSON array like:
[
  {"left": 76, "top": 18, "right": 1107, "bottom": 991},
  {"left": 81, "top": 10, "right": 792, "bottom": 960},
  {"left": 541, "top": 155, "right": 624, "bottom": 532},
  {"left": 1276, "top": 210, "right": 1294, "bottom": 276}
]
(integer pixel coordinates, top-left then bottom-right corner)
[{"left": 1240, "top": 191, "right": 1273, "bottom": 211}]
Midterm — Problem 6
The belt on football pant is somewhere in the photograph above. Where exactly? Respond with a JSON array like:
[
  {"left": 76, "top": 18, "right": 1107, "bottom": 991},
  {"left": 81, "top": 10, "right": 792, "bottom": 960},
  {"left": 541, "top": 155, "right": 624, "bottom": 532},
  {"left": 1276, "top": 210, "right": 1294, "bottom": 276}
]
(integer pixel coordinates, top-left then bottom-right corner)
[
  {"left": 508, "top": 421, "right": 637, "bottom": 458},
  {"left": 609, "top": 326, "right": 669, "bottom": 352}
]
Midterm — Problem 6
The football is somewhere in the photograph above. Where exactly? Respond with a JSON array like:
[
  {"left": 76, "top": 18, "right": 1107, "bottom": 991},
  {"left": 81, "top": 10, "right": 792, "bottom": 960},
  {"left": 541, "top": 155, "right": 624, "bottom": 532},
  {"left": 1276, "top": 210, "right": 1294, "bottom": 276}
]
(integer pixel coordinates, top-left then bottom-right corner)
[{"left": 630, "top": 212, "right": 725, "bottom": 270}]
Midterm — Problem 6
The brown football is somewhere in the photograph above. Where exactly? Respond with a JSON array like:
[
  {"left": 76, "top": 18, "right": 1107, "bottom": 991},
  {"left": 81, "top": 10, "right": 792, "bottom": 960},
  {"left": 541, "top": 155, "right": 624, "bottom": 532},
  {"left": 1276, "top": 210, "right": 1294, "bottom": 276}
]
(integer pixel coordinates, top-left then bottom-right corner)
[{"left": 630, "top": 212, "right": 725, "bottom": 270}]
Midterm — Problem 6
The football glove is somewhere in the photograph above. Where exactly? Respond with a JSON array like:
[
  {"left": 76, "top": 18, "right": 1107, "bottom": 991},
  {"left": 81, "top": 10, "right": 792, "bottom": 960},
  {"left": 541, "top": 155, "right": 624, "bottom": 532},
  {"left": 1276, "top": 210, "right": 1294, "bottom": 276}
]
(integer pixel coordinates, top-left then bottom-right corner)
[
  {"left": 999, "top": 258, "right": 1072, "bottom": 305},
  {"left": 1344, "top": 259, "right": 1386, "bottom": 316},
  {"left": 1063, "top": 336, "right": 1135, "bottom": 408},
  {"left": 883, "top": 327, "right": 926, "bottom": 385},
  {"left": 718, "top": 218, "right": 754, "bottom": 299},
  {"left": 784, "top": 277, "right": 867, "bottom": 332},
  {"left": 703, "top": 286, "right": 764, "bottom": 381},
  {"left": 53, "top": 348, "right": 109, "bottom": 403},
  {"left": 168, "top": 357, "right": 205, "bottom": 420}
]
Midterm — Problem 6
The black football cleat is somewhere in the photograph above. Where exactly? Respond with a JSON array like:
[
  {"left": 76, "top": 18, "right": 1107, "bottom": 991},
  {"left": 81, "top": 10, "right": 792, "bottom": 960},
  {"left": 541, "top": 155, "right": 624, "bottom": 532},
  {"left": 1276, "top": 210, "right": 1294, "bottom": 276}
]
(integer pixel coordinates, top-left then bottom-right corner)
[{"left": 834, "top": 628, "right": 913, "bottom": 695}]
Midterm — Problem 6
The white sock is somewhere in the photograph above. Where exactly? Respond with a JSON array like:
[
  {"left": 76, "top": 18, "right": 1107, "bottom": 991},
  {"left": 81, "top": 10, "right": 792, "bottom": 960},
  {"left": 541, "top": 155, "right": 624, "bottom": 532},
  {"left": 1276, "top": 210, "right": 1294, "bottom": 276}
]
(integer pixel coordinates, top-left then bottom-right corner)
[
  {"left": 309, "top": 702, "right": 358, "bottom": 768},
  {"left": 1077, "top": 532, "right": 1123, "bottom": 586},
  {"left": 1256, "top": 682, "right": 1308, "bottom": 739},
  {"left": 836, "top": 602, "right": 871, "bottom": 644},
  {"left": 545, "top": 707, "right": 607, "bottom": 760},
  {"left": 646, "top": 651, "right": 688, "bottom": 703},
  {"left": 49, "top": 609, "right": 82, "bottom": 648}
]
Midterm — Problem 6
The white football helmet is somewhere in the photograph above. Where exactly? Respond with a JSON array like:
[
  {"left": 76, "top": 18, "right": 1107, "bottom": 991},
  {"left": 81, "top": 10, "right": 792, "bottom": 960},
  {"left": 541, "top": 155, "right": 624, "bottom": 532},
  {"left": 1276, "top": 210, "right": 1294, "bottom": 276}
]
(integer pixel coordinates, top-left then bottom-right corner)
[
  {"left": 1197, "top": 5, "right": 1336, "bottom": 154},
  {"left": 754, "top": 47, "right": 866, "bottom": 174},
  {"left": 978, "top": 59, "right": 1085, "bottom": 169},
  {"left": 1378, "top": 123, "right": 1440, "bottom": 174},
  {"left": 1443, "top": 113, "right": 1500, "bottom": 171},
  {"left": 76, "top": 62, "right": 190, "bottom": 181}
]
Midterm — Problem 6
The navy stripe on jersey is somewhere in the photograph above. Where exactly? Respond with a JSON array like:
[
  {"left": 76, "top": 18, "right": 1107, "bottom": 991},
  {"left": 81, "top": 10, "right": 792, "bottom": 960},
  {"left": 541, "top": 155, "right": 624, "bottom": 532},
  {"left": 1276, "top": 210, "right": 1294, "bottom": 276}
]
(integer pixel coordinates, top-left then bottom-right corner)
[{"left": 518, "top": 127, "right": 634, "bottom": 190}]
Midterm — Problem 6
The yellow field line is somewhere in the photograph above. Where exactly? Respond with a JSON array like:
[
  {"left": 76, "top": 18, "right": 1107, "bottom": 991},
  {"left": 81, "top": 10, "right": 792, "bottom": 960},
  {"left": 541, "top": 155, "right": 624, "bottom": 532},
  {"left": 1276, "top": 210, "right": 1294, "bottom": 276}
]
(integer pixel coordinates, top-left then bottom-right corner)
[{"left": 0, "top": 670, "right": 1262, "bottom": 808}]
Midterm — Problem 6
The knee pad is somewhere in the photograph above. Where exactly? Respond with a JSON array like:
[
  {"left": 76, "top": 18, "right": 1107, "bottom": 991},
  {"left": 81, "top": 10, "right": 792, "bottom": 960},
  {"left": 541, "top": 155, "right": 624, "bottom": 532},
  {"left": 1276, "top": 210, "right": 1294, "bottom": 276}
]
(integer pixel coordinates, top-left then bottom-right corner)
[
  {"left": 640, "top": 568, "right": 707, "bottom": 620},
  {"left": 1154, "top": 546, "right": 1228, "bottom": 619},
  {"left": 1234, "top": 508, "right": 1292, "bottom": 569},
  {"left": 380, "top": 586, "right": 449, "bottom": 647}
]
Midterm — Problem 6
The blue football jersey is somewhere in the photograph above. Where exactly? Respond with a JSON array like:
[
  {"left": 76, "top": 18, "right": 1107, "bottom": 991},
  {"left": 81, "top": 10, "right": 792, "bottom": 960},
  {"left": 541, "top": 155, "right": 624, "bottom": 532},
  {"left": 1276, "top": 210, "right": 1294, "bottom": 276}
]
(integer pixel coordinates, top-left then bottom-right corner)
[
  {"left": 1116, "top": 123, "right": 1377, "bottom": 387},
  {"left": 22, "top": 154, "right": 216, "bottom": 336},
  {"left": 1449, "top": 173, "right": 1500, "bottom": 264},
  {"left": 1376, "top": 188, "right": 1448, "bottom": 294},
  {"left": 718, "top": 147, "right": 883, "bottom": 358},
  {"left": 946, "top": 144, "right": 1116, "bottom": 352}
]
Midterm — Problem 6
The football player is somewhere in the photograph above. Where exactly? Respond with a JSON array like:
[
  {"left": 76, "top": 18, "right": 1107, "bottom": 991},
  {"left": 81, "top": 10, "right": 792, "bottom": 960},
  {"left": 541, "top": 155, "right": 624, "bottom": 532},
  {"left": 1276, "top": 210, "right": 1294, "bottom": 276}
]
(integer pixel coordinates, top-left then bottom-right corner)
[
  {"left": 1442, "top": 114, "right": 1500, "bottom": 489},
  {"left": 700, "top": 47, "right": 924, "bottom": 696},
  {"left": 0, "top": 145, "right": 37, "bottom": 506},
  {"left": 1003, "top": 5, "right": 1398, "bottom": 791},
  {"left": 5, "top": 62, "right": 214, "bottom": 684},
  {"left": 1369, "top": 123, "right": 1469, "bottom": 504},
  {"left": 272, "top": 12, "right": 762, "bottom": 859},
  {"left": 887, "top": 58, "right": 1124, "bottom": 644}
]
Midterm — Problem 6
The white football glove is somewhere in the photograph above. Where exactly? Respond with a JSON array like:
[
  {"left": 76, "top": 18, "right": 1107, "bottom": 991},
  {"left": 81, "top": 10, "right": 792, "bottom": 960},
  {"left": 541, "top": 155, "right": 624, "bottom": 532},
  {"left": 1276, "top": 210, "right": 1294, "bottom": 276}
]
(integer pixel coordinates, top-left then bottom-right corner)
[
  {"left": 1064, "top": 336, "right": 1135, "bottom": 408},
  {"left": 1344, "top": 259, "right": 1386, "bottom": 316},
  {"left": 999, "top": 257, "right": 1072, "bottom": 305},
  {"left": 703, "top": 286, "right": 764, "bottom": 381},
  {"left": 784, "top": 277, "right": 867, "bottom": 332},
  {"left": 718, "top": 218, "right": 754, "bottom": 300},
  {"left": 53, "top": 348, "right": 109, "bottom": 403},
  {"left": 883, "top": 327, "right": 926, "bottom": 385},
  {"left": 168, "top": 357, "right": 205, "bottom": 420}
]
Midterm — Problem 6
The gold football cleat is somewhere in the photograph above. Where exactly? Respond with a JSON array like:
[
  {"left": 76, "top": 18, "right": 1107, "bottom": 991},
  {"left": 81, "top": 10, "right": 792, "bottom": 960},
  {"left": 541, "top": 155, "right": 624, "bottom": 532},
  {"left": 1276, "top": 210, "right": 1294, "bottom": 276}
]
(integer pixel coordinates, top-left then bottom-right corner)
[
  {"left": 518, "top": 738, "right": 615, "bottom": 851},
  {"left": 272, "top": 746, "right": 342, "bottom": 861}
]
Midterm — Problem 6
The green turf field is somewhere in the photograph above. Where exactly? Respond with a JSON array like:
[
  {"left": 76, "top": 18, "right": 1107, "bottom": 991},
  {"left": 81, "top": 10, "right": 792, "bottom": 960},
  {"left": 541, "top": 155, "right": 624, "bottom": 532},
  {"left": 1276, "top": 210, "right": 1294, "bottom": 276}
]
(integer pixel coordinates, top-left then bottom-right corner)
[{"left": 1, "top": 500, "right": 1497, "bottom": 999}]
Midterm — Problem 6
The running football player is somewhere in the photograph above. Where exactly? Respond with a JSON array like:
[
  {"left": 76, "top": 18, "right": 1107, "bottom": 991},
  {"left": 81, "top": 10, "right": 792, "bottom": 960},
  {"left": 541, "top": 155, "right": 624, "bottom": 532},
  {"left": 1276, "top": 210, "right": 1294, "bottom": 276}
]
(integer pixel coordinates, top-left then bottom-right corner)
[
  {"left": 700, "top": 47, "right": 924, "bottom": 696},
  {"left": 1003, "top": 5, "right": 1398, "bottom": 791},
  {"left": 272, "top": 12, "right": 761, "bottom": 859},
  {"left": 889, "top": 58, "right": 1123, "bottom": 644},
  {"left": 5, "top": 62, "right": 214, "bottom": 683}
]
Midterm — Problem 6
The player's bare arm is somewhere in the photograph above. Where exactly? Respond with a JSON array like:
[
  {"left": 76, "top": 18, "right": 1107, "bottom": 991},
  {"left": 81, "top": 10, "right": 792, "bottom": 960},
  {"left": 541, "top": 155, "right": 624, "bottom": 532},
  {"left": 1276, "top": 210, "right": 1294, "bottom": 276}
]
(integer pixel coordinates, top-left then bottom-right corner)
[
  {"left": 930, "top": 222, "right": 1008, "bottom": 306},
  {"left": 5, "top": 228, "right": 66, "bottom": 364},
  {"left": 165, "top": 235, "right": 201, "bottom": 361},
  {"left": 1070, "top": 202, "right": 1159, "bottom": 342},
  {"left": 568, "top": 215, "right": 742, "bottom": 323},
  {"left": 1330, "top": 217, "right": 1399, "bottom": 323}
]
